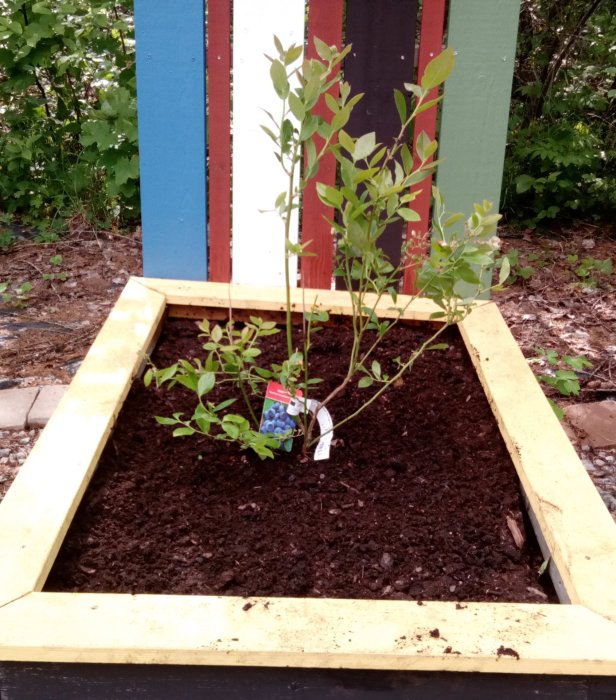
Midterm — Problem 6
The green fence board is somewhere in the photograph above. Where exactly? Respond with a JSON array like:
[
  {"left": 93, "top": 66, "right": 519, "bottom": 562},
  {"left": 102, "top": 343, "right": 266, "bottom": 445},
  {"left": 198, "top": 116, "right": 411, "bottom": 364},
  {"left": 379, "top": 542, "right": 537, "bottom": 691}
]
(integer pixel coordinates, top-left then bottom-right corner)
[{"left": 436, "top": 0, "right": 520, "bottom": 219}]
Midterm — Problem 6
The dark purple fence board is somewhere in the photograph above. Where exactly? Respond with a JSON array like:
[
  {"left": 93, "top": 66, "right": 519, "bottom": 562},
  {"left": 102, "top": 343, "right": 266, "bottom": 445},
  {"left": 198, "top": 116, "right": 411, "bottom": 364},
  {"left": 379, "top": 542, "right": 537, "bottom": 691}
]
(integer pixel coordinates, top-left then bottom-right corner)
[{"left": 342, "top": 0, "right": 419, "bottom": 285}]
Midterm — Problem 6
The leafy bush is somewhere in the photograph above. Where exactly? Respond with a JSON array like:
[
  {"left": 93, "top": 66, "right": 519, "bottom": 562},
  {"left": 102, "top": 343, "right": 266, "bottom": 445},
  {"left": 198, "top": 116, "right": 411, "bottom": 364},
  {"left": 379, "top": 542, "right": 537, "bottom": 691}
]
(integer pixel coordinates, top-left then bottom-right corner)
[
  {"left": 0, "top": 0, "right": 138, "bottom": 228},
  {"left": 503, "top": 2, "right": 615, "bottom": 226}
]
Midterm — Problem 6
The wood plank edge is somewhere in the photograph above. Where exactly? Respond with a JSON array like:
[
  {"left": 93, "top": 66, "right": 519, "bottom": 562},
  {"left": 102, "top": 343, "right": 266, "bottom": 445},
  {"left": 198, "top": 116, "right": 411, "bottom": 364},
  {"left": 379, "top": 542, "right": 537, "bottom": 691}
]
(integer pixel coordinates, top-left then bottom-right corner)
[
  {"left": 458, "top": 303, "right": 616, "bottom": 621},
  {"left": 0, "top": 280, "right": 167, "bottom": 602},
  {"left": 138, "top": 277, "right": 482, "bottom": 321},
  {"left": 1, "top": 594, "right": 616, "bottom": 674}
]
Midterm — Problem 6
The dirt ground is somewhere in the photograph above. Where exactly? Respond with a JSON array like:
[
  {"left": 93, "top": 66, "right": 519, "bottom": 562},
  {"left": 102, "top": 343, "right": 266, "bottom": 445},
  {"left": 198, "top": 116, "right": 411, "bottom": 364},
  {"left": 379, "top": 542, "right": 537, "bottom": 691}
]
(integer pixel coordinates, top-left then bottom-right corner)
[{"left": 1, "top": 222, "right": 615, "bottom": 514}]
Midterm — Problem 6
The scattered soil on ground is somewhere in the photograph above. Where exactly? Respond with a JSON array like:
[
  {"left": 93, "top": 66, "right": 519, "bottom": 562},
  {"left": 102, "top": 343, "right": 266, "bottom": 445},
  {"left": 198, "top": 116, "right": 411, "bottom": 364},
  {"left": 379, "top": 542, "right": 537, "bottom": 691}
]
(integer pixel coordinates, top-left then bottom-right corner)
[
  {"left": 496, "top": 223, "right": 616, "bottom": 515},
  {"left": 0, "top": 228, "right": 142, "bottom": 499},
  {"left": 45, "top": 318, "right": 555, "bottom": 603}
]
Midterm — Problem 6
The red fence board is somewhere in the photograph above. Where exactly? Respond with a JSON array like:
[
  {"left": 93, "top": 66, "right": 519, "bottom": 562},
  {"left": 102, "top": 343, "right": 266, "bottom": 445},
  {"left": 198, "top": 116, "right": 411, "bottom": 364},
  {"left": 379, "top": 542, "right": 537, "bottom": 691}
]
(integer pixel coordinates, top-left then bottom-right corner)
[
  {"left": 300, "top": 0, "right": 345, "bottom": 289},
  {"left": 402, "top": 0, "right": 447, "bottom": 294},
  {"left": 207, "top": 0, "right": 232, "bottom": 282}
]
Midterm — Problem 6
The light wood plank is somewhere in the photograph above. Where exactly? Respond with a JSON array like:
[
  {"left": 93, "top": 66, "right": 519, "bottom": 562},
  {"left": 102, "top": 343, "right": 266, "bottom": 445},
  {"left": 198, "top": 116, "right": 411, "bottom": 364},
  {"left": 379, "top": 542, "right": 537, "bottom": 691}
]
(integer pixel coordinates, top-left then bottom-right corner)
[
  {"left": 459, "top": 303, "right": 616, "bottom": 622},
  {"left": 140, "top": 277, "right": 453, "bottom": 321},
  {"left": 231, "top": 0, "right": 305, "bottom": 286},
  {"left": 0, "top": 279, "right": 166, "bottom": 605},
  {"left": 1, "top": 593, "right": 616, "bottom": 673}
]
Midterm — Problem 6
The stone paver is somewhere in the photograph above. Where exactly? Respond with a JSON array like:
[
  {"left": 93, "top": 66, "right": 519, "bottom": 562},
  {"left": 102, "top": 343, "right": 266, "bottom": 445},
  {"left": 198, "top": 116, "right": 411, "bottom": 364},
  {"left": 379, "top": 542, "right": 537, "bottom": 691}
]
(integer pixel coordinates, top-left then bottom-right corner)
[
  {"left": 0, "top": 387, "right": 39, "bottom": 430},
  {"left": 565, "top": 401, "right": 616, "bottom": 448},
  {"left": 27, "top": 385, "right": 68, "bottom": 428}
]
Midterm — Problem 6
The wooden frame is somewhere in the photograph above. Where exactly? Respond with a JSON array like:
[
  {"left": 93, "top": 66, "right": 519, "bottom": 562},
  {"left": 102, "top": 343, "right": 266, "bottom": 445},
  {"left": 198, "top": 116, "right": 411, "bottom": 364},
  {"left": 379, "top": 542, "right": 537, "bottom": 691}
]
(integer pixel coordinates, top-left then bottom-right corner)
[{"left": 1, "top": 277, "right": 616, "bottom": 677}]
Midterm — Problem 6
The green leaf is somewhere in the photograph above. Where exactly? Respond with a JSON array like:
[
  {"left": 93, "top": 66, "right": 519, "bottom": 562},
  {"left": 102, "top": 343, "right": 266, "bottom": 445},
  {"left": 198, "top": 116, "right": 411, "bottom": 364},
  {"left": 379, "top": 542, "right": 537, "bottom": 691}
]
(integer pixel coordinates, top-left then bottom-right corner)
[
  {"left": 313, "top": 36, "right": 332, "bottom": 61},
  {"left": 338, "top": 129, "right": 355, "bottom": 155},
  {"left": 443, "top": 212, "right": 464, "bottom": 228},
  {"left": 270, "top": 59, "right": 289, "bottom": 99},
  {"left": 284, "top": 44, "right": 303, "bottom": 65},
  {"left": 155, "top": 415, "right": 181, "bottom": 426},
  {"left": 516, "top": 174, "right": 535, "bottom": 194},
  {"left": 427, "top": 343, "right": 449, "bottom": 351},
  {"left": 176, "top": 374, "right": 198, "bottom": 392},
  {"left": 197, "top": 372, "right": 215, "bottom": 397},
  {"left": 420, "top": 47, "right": 455, "bottom": 91},
  {"left": 401, "top": 144, "right": 413, "bottom": 173},
  {"left": 214, "top": 398, "right": 237, "bottom": 412},
  {"left": 397, "top": 207, "right": 421, "bottom": 222},
  {"left": 316, "top": 182, "right": 343, "bottom": 209},
  {"left": 371, "top": 360, "right": 382, "bottom": 379},
  {"left": 415, "top": 130, "right": 437, "bottom": 162},
  {"left": 304, "top": 309, "right": 329, "bottom": 323},
  {"left": 156, "top": 363, "right": 179, "bottom": 384},
  {"left": 414, "top": 96, "right": 442, "bottom": 116},
  {"left": 538, "top": 557, "right": 551, "bottom": 576},
  {"left": 353, "top": 132, "right": 376, "bottom": 162},
  {"left": 498, "top": 255, "right": 511, "bottom": 286},
  {"left": 173, "top": 426, "right": 196, "bottom": 437},
  {"left": 288, "top": 91, "right": 305, "bottom": 120},
  {"left": 211, "top": 325, "right": 223, "bottom": 343},
  {"left": 305, "top": 137, "right": 317, "bottom": 176},
  {"left": 394, "top": 88, "right": 407, "bottom": 124},
  {"left": 564, "top": 355, "right": 592, "bottom": 371},
  {"left": 113, "top": 155, "right": 140, "bottom": 187},
  {"left": 331, "top": 106, "right": 350, "bottom": 131},
  {"left": 358, "top": 376, "right": 373, "bottom": 389},
  {"left": 457, "top": 265, "right": 480, "bottom": 285},
  {"left": 221, "top": 422, "right": 240, "bottom": 439},
  {"left": 260, "top": 124, "right": 278, "bottom": 143}
]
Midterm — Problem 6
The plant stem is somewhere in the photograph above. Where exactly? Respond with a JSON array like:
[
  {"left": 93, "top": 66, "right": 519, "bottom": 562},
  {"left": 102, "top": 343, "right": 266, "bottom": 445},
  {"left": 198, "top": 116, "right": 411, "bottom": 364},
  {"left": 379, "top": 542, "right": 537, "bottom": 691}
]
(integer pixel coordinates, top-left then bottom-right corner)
[
  {"left": 283, "top": 141, "right": 301, "bottom": 359},
  {"left": 238, "top": 376, "right": 259, "bottom": 426},
  {"left": 306, "top": 321, "right": 452, "bottom": 449}
]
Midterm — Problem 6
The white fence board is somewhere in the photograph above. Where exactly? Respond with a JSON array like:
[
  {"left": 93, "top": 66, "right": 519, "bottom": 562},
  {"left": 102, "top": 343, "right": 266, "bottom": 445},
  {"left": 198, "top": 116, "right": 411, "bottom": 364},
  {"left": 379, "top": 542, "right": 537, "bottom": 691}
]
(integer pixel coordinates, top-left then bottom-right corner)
[{"left": 231, "top": 0, "right": 305, "bottom": 286}]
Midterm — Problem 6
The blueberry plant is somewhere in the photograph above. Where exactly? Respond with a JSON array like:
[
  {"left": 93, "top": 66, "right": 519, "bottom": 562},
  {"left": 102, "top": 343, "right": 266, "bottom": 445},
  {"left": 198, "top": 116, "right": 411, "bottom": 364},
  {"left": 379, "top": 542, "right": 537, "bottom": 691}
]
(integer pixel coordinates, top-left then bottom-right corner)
[{"left": 145, "top": 38, "right": 508, "bottom": 459}]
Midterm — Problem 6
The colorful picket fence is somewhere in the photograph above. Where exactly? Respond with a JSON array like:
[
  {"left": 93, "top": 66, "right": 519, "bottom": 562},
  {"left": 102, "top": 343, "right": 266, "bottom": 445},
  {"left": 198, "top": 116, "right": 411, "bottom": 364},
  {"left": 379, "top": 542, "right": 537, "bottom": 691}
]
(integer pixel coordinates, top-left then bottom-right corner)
[{"left": 134, "top": 0, "right": 520, "bottom": 290}]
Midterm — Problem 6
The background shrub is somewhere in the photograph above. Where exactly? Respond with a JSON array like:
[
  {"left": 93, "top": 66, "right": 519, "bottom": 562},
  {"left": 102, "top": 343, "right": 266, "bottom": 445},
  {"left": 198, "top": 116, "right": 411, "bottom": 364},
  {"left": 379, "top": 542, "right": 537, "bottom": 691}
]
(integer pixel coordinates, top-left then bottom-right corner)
[
  {"left": 503, "top": 0, "right": 615, "bottom": 227},
  {"left": 0, "top": 0, "right": 138, "bottom": 230}
]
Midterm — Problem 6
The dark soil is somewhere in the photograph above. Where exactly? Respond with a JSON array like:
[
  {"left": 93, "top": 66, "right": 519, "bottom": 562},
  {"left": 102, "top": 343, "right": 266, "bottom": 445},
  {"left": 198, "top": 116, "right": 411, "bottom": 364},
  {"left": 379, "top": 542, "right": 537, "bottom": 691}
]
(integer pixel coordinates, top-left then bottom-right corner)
[{"left": 45, "top": 316, "right": 555, "bottom": 603}]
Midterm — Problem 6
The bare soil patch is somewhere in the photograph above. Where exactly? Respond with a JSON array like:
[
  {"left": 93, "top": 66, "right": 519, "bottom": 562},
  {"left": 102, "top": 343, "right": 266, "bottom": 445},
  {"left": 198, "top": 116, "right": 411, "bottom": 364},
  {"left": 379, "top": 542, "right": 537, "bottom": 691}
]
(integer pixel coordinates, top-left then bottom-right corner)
[{"left": 44, "top": 317, "right": 555, "bottom": 603}]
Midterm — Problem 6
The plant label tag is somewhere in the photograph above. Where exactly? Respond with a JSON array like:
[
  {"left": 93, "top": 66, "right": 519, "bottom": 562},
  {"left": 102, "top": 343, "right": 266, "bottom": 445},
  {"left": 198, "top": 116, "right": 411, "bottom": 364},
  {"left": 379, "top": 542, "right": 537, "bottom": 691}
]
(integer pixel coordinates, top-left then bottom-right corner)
[
  {"left": 259, "top": 382, "right": 302, "bottom": 452},
  {"left": 287, "top": 396, "right": 333, "bottom": 462}
]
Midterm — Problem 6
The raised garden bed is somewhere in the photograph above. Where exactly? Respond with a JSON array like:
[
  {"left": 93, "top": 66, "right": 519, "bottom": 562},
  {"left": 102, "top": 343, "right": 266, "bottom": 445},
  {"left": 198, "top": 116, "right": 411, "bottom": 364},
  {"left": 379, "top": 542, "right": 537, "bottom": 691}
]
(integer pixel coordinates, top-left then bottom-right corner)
[{"left": 1, "top": 278, "right": 616, "bottom": 697}]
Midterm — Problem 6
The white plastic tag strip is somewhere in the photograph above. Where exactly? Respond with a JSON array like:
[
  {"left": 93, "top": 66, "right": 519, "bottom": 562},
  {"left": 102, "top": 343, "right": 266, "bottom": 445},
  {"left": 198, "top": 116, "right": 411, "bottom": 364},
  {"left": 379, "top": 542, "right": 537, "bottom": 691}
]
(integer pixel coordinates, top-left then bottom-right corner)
[{"left": 287, "top": 396, "right": 333, "bottom": 461}]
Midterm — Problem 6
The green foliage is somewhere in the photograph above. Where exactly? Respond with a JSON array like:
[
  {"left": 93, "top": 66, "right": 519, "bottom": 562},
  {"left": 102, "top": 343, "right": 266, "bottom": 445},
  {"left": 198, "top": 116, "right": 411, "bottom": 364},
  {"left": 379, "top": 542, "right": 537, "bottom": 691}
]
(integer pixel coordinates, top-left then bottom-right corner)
[
  {"left": 149, "top": 39, "right": 505, "bottom": 460},
  {"left": 0, "top": 229, "right": 14, "bottom": 251},
  {"left": 0, "top": 0, "right": 138, "bottom": 228},
  {"left": 144, "top": 317, "right": 284, "bottom": 459},
  {"left": 533, "top": 347, "right": 593, "bottom": 418},
  {"left": 566, "top": 254, "right": 613, "bottom": 286},
  {"left": 0, "top": 279, "right": 33, "bottom": 306},
  {"left": 503, "top": 2, "right": 615, "bottom": 226},
  {"left": 42, "top": 253, "right": 68, "bottom": 281}
]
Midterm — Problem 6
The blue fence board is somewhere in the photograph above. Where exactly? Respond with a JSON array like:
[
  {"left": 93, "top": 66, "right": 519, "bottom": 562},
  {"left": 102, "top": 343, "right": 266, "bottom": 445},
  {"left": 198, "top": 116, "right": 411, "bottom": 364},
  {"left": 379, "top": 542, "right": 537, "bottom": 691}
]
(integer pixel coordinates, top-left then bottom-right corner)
[{"left": 134, "top": 0, "right": 208, "bottom": 280}]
